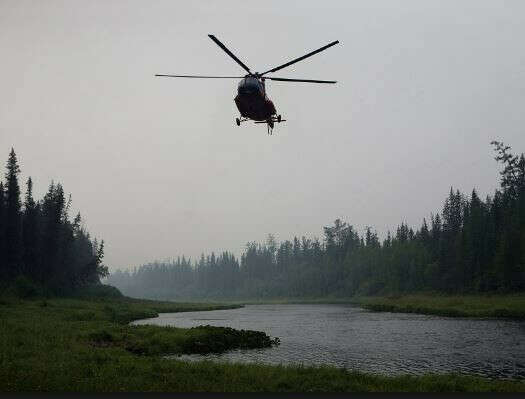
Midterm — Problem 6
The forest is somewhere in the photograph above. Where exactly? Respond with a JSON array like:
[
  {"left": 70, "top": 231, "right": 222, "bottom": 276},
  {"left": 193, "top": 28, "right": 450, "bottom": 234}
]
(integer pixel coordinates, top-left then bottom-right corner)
[
  {"left": 107, "top": 142, "right": 525, "bottom": 300},
  {"left": 0, "top": 149, "right": 107, "bottom": 295}
]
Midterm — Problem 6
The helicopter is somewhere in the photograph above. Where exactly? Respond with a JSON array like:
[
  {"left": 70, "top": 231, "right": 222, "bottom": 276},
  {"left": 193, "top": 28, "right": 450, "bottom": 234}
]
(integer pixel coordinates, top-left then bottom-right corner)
[{"left": 156, "top": 35, "right": 340, "bottom": 135}]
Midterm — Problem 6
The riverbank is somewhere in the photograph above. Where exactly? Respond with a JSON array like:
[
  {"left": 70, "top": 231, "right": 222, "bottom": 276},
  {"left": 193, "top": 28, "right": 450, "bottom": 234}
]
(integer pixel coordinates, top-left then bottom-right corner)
[
  {"left": 356, "top": 294, "right": 525, "bottom": 319},
  {"left": 1, "top": 296, "right": 524, "bottom": 392},
  {"left": 209, "top": 294, "right": 525, "bottom": 319}
]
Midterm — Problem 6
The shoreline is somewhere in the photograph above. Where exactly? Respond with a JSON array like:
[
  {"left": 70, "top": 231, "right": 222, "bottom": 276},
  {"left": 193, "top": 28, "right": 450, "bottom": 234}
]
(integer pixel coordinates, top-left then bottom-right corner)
[
  {"left": 355, "top": 294, "right": 525, "bottom": 320},
  {"left": 1, "top": 295, "right": 525, "bottom": 392},
  {"left": 171, "top": 294, "right": 525, "bottom": 320}
]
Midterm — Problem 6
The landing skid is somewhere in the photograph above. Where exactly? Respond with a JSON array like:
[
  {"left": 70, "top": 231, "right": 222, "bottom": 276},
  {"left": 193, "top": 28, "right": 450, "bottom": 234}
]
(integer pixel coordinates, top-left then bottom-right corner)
[
  {"left": 252, "top": 115, "right": 286, "bottom": 135},
  {"left": 235, "top": 117, "right": 249, "bottom": 126}
]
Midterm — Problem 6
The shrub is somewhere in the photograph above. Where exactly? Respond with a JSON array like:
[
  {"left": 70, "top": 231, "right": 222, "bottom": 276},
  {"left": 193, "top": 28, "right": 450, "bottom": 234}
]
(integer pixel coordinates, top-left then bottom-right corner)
[
  {"left": 10, "top": 275, "right": 42, "bottom": 299},
  {"left": 64, "top": 311, "right": 96, "bottom": 321},
  {"left": 73, "top": 284, "right": 124, "bottom": 299},
  {"left": 88, "top": 329, "right": 115, "bottom": 346}
]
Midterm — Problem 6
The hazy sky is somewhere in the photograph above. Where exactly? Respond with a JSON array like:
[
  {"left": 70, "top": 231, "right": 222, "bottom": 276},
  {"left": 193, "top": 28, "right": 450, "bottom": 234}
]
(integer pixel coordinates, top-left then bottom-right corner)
[{"left": 1, "top": 0, "right": 525, "bottom": 271}]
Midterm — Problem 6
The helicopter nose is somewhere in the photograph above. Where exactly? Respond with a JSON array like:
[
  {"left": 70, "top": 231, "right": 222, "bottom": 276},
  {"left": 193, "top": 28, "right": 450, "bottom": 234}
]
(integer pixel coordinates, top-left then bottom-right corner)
[{"left": 238, "top": 87, "right": 254, "bottom": 95}]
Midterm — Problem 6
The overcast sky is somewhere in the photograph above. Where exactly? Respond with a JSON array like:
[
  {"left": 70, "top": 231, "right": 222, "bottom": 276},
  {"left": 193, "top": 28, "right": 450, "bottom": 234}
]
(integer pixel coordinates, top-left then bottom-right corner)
[{"left": 1, "top": 0, "right": 524, "bottom": 271}]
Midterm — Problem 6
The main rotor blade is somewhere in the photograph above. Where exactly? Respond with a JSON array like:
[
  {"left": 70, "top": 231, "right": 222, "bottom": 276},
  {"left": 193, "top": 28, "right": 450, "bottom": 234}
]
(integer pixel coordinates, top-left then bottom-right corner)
[
  {"left": 155, "top": 74, "right": 243, "bottom": 79},
  {"left": 208, "top": 34, "right": 252, "bottom": 74},
  {"left": 260, "top": 40, "right": 339, "bottom": 76},
  {"left": 265, "top": 77, "right": 337, "bottom": 84}
]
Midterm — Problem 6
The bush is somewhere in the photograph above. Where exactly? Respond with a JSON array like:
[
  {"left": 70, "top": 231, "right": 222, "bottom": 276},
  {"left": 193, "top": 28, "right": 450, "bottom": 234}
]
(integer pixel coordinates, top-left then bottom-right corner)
[
  {"left": 73, "top": 284, "right": 124, "bottom": 299},
  {"left": 87, "top": 329, "right": 115, "bottom": 346},
  {"left": 10, "top": 275, "right": 42, "bottom": 299},
  {"left": 64, "top": 310, "right": 96, "bottom": 321},
  {"left": 181, "top": 325, "right": 280, "bottom": 354}
]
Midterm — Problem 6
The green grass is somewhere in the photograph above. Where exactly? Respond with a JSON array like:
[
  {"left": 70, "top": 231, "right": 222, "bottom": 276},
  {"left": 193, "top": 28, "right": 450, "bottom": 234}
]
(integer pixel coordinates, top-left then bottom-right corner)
[
  {"left": 355, "top": 293, "right": 525, "bottom": 319},
  {"left": 213, "top": 294, "right": 525, "bottom": 320},
  {"left": 1, "top": 295, "right": 524, "bottom": 392},
  {"left": 236, "top": 297, "right": 359, "bottom": 305}
]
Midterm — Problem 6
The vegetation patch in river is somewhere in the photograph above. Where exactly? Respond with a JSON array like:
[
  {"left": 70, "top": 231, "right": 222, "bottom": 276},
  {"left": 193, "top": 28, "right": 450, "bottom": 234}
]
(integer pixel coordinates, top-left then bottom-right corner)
[{"left": 85, "top": 324, "right": 279, "bottom": 356}]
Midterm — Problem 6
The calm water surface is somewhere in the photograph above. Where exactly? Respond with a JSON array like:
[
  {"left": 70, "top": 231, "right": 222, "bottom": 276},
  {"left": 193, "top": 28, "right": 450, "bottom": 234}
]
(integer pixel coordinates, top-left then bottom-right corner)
[{"left": 132, "top": 304, "right": 525, "bottom": 378}]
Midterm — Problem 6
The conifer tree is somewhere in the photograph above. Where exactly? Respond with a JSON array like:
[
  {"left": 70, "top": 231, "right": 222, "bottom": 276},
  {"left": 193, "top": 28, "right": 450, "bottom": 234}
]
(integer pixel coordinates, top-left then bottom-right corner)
[
  {"left": 0, "top": 150, "right": 107, "bottom": 292},
  {"left": 22, "top": 177, "right": 39, "bottom": 277},
  {"left": 0, "top": 182, "right": 6, "bottom": 280},
  {"left": 5, "top": 148, "right": 22, "bottom": 279}
]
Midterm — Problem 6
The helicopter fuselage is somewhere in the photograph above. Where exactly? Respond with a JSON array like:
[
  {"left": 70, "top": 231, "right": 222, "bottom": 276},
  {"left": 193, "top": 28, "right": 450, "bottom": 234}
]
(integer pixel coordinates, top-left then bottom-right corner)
[{"left": 234, "top": 76, "right": 276, "bottom": 121}]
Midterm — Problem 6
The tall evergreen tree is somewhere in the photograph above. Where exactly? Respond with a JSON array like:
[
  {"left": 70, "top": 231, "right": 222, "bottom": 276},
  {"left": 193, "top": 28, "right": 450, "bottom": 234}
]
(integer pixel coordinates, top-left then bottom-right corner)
[
  {"left": 22, "top": 177, "right": 39, "bottom": 277},
  {"left": 0, "top": 149, "right": 106, "bottom": 294},
  {"left": 0, "top": 182, "right": 6, "bottom": 281},
  {"left": 4, "top": 148, "right": 23, "bottom": 280}
]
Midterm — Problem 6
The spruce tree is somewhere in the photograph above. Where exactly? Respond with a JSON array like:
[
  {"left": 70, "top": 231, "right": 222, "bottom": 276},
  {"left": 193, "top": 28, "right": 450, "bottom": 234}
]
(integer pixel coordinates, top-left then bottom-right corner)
[
  {"left": 22, "top": 177, "right": 39, "bottom": 278},
  {"left": 0, "top": 182, "right": 6, "bottom": 281},
  {"left": 5, "top": 148, "right": 23, "bottom": 280}
]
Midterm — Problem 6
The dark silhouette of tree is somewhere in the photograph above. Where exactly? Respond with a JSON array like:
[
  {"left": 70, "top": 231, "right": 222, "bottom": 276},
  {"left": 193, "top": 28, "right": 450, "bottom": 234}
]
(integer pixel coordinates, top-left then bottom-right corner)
[
  {"left": 4, "top": 148, "right": 23, "bottom": 279},
  {"left": 22, "top": 177, "right": 39, "bottom": 278},
  {"left": 0, "top": 182, "right": 6, "bottom": 280},
  {"left": 0, "top": 149, "right": 106, "bottom": 295}
]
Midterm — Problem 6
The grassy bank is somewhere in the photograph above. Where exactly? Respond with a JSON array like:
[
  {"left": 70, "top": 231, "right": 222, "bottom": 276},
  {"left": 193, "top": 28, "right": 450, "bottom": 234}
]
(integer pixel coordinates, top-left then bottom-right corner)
[
  {"left": 1, "top": 296, "right": 524, "bottom": 392},
  {"left": 227, "top": 297, "right": 358, "bottom": 305},
  {"left": 355, "top": 293, "right": 525, "bottom": 319},
  {"left": 206, "top": 294, "right": 525, "bottom": 320}
]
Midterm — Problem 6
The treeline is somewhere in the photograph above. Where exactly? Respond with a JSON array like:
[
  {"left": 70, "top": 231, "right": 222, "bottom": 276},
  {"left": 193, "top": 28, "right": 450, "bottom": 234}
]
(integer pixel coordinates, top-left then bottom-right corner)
[
  {"left": 107, "top": 142, "right": 525, "bottom": 300},
  {"left": 0, "top": 149, "right": 107, "bottom": 295}
]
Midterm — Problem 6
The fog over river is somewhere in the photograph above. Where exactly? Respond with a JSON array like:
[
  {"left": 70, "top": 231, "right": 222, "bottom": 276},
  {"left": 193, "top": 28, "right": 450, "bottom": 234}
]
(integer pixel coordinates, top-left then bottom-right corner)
[{"left": 133, "top": 304, "right": 525, "bottom": 379}]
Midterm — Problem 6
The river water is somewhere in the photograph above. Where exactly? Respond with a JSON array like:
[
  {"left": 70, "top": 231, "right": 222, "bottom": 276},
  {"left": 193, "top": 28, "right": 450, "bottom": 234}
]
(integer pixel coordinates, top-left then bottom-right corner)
[{"left": 132, "top": 304, "right": 525, "bottom": 379}]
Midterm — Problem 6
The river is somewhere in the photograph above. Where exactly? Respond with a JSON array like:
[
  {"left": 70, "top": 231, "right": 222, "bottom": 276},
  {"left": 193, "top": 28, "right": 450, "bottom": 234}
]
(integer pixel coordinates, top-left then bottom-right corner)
[{"left": 132, "top": 304, "right": 525, "bottom": 379}]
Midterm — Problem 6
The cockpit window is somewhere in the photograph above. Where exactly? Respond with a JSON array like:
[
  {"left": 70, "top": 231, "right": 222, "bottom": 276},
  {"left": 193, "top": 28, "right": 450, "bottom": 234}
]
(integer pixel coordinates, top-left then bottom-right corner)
[{"left": 238, "top": 77, "right": 263, "bottom": 95}]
